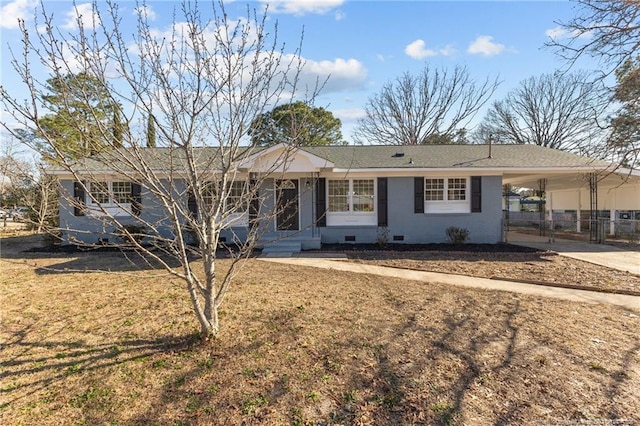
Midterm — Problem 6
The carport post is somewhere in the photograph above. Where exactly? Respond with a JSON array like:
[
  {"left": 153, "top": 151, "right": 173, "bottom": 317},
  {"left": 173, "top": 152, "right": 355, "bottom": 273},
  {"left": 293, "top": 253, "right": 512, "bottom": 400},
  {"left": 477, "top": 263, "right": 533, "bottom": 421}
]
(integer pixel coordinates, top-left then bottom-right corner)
[{"left": 610, "top": 210, "right": 616, "bottom": 236}]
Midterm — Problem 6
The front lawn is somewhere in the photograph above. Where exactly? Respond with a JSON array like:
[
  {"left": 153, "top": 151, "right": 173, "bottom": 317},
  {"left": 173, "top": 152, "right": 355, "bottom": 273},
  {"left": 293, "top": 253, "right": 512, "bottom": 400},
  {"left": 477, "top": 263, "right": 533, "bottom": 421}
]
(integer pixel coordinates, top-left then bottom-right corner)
[{"left": 1, "top": 236, "right": 639, "bottom": 425}]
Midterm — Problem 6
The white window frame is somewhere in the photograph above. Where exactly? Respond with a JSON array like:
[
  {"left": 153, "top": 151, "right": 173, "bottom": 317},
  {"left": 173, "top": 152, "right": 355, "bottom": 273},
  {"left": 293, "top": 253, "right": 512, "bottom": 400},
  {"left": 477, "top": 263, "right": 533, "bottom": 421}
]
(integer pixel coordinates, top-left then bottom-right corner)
[
  {"left": 202, "top": 180, "right": 249, "bottom": 227},
  {"left": 87, "top": 180, "right": 133, "bottom": 217},
  {"left": 326, "top": 178, "right": 376, "bottom": 226},
  {"left": 424, "top": 177, "right": 470, "bottom": 214}
]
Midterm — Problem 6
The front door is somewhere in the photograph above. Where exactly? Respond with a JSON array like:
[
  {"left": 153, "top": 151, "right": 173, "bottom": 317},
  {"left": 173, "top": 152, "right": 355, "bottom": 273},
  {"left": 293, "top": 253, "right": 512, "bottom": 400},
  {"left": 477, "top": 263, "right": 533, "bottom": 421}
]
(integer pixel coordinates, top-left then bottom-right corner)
[{"left": 276, "top": 179, "right": 299, "bottom": 231}]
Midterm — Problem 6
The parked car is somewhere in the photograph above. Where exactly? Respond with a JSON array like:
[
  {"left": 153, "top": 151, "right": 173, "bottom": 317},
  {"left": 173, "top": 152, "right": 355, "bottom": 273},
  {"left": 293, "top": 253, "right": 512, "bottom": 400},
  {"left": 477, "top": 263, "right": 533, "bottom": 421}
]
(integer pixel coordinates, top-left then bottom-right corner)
[{"left": 10, "top": 207, "right": 29, "bottom": 221}]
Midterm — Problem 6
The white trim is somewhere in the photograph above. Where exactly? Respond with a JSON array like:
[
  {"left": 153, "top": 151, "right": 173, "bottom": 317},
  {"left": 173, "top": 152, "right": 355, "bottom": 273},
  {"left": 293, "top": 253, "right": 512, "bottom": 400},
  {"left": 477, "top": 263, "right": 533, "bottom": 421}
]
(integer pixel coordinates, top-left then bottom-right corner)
[
  {"left": 424, "top": 177, "right": 471, "bottom": 214},
  {"left": 86, "top": 180, "right": 134, "bottom": 217},
  {"left": 51, "top": 165, "right": 618, "bottom": 179},
  {"left": 331, "top": 166, "right": 611, "bottom": 174},
  {"left": 238, "top": 143, "right": 335, "bottom": 172},
  {"left": 326, "top": 178, "right": 377, "bottom": 227}
]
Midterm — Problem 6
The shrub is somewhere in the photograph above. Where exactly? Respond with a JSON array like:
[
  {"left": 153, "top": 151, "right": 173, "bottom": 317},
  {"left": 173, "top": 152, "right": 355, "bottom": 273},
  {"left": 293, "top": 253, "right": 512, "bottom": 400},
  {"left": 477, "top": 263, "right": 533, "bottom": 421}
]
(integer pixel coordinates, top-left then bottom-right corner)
[
  {"left": 376, "top": 226, "right": 389, "bottom": 247},
  {"left": 445, "top": 226, "right": 469, "bottom": 244}
]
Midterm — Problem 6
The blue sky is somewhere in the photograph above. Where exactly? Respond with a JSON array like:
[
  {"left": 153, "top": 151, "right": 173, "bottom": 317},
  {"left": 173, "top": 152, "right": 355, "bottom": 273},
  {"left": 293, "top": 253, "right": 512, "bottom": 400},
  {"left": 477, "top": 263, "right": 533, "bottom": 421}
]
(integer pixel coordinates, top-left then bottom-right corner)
[{"left": 0, "top": 0, "right": 599, "bottom": 145}]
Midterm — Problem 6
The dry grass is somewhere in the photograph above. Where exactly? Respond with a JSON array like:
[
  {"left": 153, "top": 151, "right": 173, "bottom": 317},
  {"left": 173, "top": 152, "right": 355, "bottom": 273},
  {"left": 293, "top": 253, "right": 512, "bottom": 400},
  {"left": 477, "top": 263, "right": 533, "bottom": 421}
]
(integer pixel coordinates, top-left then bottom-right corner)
[
  {"left": 344, "top": 250, "right": 640, "bottom": 294},
  {"left": 1, "top": 234, "right": 639, "bottom": 425}
]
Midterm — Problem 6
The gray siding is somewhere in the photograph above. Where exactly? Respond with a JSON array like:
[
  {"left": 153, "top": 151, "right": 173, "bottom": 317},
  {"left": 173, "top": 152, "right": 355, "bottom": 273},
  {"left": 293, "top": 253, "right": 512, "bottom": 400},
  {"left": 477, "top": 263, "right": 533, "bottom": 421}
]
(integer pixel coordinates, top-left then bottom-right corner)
[
  {"left": 320, "top": 176, "right": 503, "bottom": 244},
  {"left": 60, "top": 175, "right": 504, "bottom": 246}
]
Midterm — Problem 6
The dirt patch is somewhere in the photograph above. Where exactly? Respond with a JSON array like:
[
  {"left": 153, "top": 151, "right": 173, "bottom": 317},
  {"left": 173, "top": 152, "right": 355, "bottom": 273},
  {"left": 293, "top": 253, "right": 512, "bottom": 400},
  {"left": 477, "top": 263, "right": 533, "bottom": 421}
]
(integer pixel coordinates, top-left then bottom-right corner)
[
  {"left": 318, "top": 244, "right": 640, "bottom": 295},
  {"left": 2, "top": 236, "right": 640, "bottom": 425}
]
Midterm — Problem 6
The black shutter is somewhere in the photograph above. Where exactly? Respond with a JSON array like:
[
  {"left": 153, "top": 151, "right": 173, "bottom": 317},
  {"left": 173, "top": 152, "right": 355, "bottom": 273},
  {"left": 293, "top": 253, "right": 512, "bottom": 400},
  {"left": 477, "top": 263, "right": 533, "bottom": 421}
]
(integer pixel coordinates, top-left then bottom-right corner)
[
  {"left": 471, "top": 176, "right": 482, "bottom": 213},
  {"left": 187, "top": 190, "right": 198, "bottom": 218},
  {"left": 249, "top": 179, "right": 259, "bottom": 226},
  {"left": 377, "top": 177, "right": 388, "bottom": 226},
  {"left": 414, "top": 177, "right": 424, "bottom": 213},
  {"left": 315, "top": 178, "right": 326, "bottom": 227},
  {"left": 131, "top": 183, "right": 142, "bottom": 216},
  {"left": 73, "top": 181, "right": 85, "bottom": 216}
]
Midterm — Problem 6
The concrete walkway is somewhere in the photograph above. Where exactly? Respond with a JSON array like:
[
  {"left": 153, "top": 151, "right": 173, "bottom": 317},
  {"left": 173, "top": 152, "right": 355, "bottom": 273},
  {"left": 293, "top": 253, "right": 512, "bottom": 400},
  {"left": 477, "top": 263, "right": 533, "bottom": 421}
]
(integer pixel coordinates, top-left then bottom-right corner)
[
  {"left": 259, "top": 255, "right": 640, "bottom": 311},
  {"left": 507, "top": 231, "right": 640, "bottom": 275}
]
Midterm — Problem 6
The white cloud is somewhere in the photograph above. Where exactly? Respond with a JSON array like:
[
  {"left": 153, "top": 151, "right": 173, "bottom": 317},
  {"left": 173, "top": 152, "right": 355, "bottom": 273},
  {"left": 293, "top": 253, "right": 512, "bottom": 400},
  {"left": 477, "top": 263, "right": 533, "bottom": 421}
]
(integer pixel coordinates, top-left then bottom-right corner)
[
  {"left": 405, "top": 39, "right": 437, "bottom": 59},
  {"left": 61, "top": 3, "right": 102, "bottom": 31},
  {"left": 134, "top": 5, "right": 157, "bottom": 21},
  {"left": 332, "top": 107, "right": 366, "bottom": 123},
  {"left": 467, "top": 35, "right": 505, "bottom": 56},
  {"left": 334, "top": 10, "right": 346, "bottom": 21},
  {"left": 405, "top": 39, "right": 456, "bottom": 60},
  {"left": 0, "top": 0, "right": 37, "bottom": 29},
  {"left": 301, "top": 57, "right": 367, "bottom": 93},
  {"left": 545, "top": 25, "right": 592, "bottom": 40},
  {"left": 261, "top": 0, "right": 344, "bottom": 16},
  {"left": 439, "top": 44, "right": 456, "bottom": 57},
  {"left": 545, "top": 26, "right": 567, "bottom": 39}
]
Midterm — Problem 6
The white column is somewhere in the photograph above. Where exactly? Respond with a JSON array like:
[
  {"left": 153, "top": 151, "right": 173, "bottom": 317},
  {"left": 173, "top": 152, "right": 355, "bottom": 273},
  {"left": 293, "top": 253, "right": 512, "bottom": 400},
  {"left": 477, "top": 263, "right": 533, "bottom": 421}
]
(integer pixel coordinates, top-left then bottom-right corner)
[
  {"left": 576, "top": 189, "right": 581, "bottom": 233},
  {"left": 547, "top": 192, "right": 554, "bottom": 242},
  {"left": 610, "top": 210, "right": 616, "bottom": 235}
]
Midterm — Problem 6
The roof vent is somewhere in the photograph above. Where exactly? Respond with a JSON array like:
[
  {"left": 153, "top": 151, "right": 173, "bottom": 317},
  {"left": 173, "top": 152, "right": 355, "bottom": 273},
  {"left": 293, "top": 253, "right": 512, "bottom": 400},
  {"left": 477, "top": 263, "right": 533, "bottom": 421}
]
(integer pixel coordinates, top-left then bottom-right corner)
[{"left": 393, "top": 152, "right": 405, "bottom": 157}]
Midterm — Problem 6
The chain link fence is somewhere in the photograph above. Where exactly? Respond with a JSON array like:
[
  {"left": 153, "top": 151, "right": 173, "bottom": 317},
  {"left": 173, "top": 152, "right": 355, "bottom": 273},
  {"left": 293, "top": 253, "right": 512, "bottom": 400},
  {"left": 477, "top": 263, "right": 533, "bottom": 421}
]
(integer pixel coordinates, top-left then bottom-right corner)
[{"left": 504, "top": 211, "right": 640, "bottom": 244}]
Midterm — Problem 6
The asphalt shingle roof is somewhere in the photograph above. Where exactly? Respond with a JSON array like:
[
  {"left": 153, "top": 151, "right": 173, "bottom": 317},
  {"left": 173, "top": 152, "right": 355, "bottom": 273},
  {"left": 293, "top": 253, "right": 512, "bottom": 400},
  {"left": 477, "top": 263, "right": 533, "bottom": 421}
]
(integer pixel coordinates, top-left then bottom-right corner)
[
  {"left": 50, "top": 144, "right": 612, "bottom": 173},
  {"left": 301, "top": 144, "right": 611, "bottom": 169}
]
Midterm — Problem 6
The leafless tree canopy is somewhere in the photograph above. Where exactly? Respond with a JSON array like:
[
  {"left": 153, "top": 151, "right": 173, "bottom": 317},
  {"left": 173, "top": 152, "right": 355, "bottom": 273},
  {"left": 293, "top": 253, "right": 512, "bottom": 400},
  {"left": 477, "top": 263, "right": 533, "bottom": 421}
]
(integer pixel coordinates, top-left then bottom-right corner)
[
  {"left": 546, "top": 0, "right": 640, "bottom": 76},
  {"left": 352, "top": 65, "right": 499, "bottom": 145},
  {"left": 0, "top": 1, "right": 315, "bottom": 338},
  {"left": 474, "top": 72, "right": 608, "bottom": 155}
]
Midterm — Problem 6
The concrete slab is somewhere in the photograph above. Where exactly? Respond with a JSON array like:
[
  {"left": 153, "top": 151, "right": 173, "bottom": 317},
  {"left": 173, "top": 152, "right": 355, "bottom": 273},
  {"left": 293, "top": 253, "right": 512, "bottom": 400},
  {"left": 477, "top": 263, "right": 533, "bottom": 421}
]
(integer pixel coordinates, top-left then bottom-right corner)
[{"left": 508, "top": 232, "right": 640, "bottom": 275}]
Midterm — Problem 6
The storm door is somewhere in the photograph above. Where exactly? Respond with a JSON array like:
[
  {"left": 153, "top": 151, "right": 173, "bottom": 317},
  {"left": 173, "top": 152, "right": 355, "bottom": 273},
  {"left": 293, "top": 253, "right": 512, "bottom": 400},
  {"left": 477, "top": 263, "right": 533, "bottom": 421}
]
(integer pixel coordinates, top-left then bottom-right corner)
[{"left": 276, "top": 179, "right": 299, "bottom": 231}]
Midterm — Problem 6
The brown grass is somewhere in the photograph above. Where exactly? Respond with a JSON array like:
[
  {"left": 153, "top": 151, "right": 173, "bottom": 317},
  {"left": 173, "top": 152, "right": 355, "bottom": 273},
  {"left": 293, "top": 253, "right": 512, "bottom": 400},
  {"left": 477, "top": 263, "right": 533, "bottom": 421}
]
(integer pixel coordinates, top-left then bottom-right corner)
[
  {"left": 1, "top": 235, "right": 639, "bottom": 425},
  {"left": 345, "top": 250, "right": 640, "bottom": 294}
]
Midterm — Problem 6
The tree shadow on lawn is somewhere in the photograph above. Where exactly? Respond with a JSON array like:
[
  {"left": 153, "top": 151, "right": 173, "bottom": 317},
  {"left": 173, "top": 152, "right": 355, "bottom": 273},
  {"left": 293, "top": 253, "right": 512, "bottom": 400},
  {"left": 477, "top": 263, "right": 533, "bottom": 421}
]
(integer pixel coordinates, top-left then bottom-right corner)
[
  {"left": 120, "top": 296, "right": 527, "bottom": 424},
  {"left": 17, "top": 293, "right": 635, "bottom": 426},
  {"left": 1, "top": 319, "right": 202, "bottom": 411},
  {"left": 117, "top": 295, "right": 526, "bottom": 424}
]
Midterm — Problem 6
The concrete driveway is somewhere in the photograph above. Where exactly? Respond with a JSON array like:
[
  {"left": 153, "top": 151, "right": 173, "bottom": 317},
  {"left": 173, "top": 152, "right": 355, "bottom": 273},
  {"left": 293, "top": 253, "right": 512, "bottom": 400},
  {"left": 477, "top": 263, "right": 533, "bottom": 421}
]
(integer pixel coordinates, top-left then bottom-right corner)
[{"left": 507, "top": 231, "right": 640, "bottom": 275}]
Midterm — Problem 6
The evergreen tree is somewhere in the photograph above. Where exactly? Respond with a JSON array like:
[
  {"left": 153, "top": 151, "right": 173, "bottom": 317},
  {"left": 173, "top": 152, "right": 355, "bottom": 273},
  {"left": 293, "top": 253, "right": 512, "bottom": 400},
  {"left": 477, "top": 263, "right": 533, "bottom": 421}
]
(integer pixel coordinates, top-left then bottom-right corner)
[
  {"left": 249, "top": 101, "right": 343, "bottom": 146},
  {"left": 37, "top": 72, "right": 114, "bottom": 159}
]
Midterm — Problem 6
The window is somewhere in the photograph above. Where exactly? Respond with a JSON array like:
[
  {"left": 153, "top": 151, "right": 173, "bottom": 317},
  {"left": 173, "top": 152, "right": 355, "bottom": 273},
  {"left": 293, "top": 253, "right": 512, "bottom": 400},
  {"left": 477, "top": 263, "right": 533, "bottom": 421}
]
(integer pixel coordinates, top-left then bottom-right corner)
[
  {"left": 87, "top": 181, "right": 137, "bottom": 216},
  {"left": 326, "top": 179, "right": 376, "bottom": 226},
  {"left": 425, "top": 178, "right": 444, "bottom": 201},
  {"left": 328, "top": 180, "right": 349, "bottom": 212},
  {"left": 447, "top": 178, "right": 466, "bottom": 201},
  {"left": 202, "top": 180, "right": 247, "bottom": 213},
  {"left": 227, "top": 181, "right": 247, "bottom": 212},
  {"left": 423, "top": 177, "right": 469, "bottom": 214},
  {"left": 90, "top": 182, "right": 110, "bottom": 204},
  {"left": 425, "top": 178, "right": 467, "bottom": 202},
  {"left": 112, "top": 181, "right": 132, "bottom": 204},
  {"left": 328, "top": 179, "right": 374, "bottom": 213},
  {"left": 352, "top": 180, "right": 374, "bottom": 212}
]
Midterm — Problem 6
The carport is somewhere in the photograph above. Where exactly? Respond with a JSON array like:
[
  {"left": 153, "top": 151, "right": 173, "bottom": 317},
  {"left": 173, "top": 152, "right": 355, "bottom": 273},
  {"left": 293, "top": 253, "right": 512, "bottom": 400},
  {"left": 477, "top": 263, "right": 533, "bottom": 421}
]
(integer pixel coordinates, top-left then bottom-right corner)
[{"left": 502, "top": 166, "right": 640, "bottom": 242}]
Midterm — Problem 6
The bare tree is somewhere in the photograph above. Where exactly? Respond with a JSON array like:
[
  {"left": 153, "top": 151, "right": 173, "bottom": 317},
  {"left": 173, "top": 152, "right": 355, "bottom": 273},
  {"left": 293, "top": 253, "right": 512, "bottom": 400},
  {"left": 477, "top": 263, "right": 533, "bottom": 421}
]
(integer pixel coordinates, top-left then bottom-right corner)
[
  {"left": 546, "top": 0, "right": 640, "bottom": 77},
  {"left": 352, "top": 65, "right": 499, "bottom": 145},
  {"left": 474, "top": 71, "right": 609, "bottom": 154},
  {"left": 0, "top": 1, "right": 316, "bottom": 338},
  {"left": 546, "top": 1, "right": 640, "bottom": 165}
]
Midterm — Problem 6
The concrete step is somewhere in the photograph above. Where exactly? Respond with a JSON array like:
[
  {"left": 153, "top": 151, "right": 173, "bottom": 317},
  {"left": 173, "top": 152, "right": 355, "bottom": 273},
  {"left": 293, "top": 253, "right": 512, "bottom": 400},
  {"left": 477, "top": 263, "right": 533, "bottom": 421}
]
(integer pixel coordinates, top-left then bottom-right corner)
[{"left": 262, "top": 241, "right": 302, "bottom": 253}]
